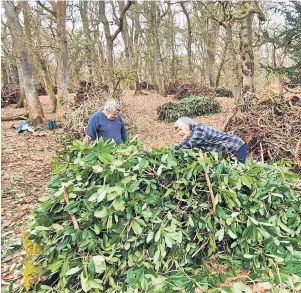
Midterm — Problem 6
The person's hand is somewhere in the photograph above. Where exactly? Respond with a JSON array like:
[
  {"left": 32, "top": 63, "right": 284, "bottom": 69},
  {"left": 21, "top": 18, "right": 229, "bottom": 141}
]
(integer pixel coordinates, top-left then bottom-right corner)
[
  {"left": 83, "top": 135, "right": 91, "bottom": 145},
  {"left": 144, "top": 149, "right": 152, "bottom": 155}
]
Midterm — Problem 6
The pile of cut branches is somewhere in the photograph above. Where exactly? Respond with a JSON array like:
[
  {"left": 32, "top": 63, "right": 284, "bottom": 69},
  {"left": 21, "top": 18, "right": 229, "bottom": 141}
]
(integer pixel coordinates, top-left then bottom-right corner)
[
  {"left": 1, "top": 84, "right": 20, "bottom": 108},
  {"left": 225, "top": 94, "right": 301, "bottom": 168},
  {"left": 36, "top": 83, "right": 47, "bottom": 96},
  {"left": 17, "top": 140, "right": 301, "bottom": 292},
  {"left": 74, "top": 81, "right": 109, "bottom": 104},
  {"left": 63, "top": 87, "right": 134, "bottom": 140},
  {"left": 139, "top": 81, "right": 155, "bottom": 90},
  {"left": 167, "top": 79, "right": 215, "bottom": 100},
  {"left": 215, "top": 87, "right": 233, "bottom": 98}
]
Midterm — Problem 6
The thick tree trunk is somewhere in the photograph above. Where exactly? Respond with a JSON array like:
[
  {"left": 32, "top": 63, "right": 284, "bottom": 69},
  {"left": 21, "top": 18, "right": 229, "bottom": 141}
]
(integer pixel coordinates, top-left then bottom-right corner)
[
  {"left": 12, "top": 44, "right": 27, "bottom": 108},
  {"left": 4, "top": 1, "right": 44, "bottom": 125},
  {"left": 240, "top": 13, "right": 255, "bottom": 110},
  {"left": 15, "top": 59, "right": 27, "bottom": 108},
  {"left": 56, "top": 0, "right": 69, "bottom": 122}
]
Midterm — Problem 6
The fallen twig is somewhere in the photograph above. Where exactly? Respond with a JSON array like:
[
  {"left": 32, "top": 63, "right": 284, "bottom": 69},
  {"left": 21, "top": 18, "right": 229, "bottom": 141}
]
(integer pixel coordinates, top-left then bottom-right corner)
[{"left": 294, "top": 141, "right": 301, "bottom": 166}]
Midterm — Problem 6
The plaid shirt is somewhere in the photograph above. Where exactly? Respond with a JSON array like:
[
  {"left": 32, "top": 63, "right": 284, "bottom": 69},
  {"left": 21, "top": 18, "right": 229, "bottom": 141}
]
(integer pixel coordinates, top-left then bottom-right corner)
[{"left": 175, "top": 124, "right": 244, "bottom": 153}]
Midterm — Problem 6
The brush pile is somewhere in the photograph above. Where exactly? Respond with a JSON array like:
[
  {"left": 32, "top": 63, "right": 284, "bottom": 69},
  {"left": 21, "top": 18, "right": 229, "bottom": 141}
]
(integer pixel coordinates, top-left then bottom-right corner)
[
  {"left": 225, "top": 93, "right": 301, "bottom": 168},
  {"left": 1, "top": 84, "right": 20, "bottom": 108},
  {"left": 167, "top": 79, "right": 215, "bottom": 100}
]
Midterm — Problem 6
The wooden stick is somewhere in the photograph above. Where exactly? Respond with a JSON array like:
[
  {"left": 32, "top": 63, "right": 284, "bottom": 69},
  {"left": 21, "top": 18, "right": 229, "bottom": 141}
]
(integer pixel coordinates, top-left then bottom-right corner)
[
  {"left": 63, "top": 186, "right": 80, "bottom": 230},
  {"left": 222, "top": 113, "right": 234, "bottom": 131},
  {"left": 259, "top": 142, "right": 264, "bottom": 163},
  {"left": 294, "top": 141, "right": 301, "bottom": 166},
  {"left": 192, "top": 240, "right": 209, "bottom": 258},
  {"left": 199, "top": 150, "right": 216, "bottom": 213}
]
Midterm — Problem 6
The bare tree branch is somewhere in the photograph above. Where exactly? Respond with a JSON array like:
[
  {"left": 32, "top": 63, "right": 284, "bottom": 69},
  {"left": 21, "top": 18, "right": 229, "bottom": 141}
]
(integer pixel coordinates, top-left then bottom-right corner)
[{"left": 37, "top": 0, "right": 57, "bottom": 17}]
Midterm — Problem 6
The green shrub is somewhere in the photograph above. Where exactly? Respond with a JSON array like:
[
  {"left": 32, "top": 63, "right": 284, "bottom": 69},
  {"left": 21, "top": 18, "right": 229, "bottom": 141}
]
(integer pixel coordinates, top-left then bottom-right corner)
[
  {"left": 21, "top": 139, "right": 301, "bottom": 292},
  {"left": 215, "top": 87, "right": 234, "bottom": 98},
  {"left": 157, "top": 96, "right": 221, "bottom": 122}
]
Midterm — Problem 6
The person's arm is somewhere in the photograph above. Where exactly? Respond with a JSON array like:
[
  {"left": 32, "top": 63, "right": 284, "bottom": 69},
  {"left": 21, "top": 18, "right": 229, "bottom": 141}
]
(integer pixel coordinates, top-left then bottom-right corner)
[
  {"left": 175, "top": 128, "right": 206, "bottom": 150},
  {"left": 119, "top": 116, "right": 128, "bottom": 143},
  {"left": 86, "top": 115, "right": 98, "bottom": 141}
]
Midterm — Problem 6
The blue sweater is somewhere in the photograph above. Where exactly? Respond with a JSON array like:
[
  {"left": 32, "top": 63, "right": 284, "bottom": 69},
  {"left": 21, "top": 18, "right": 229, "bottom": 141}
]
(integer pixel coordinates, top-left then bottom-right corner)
[{"left": 87, "top": 110, "right": 128, "bottom": 144}]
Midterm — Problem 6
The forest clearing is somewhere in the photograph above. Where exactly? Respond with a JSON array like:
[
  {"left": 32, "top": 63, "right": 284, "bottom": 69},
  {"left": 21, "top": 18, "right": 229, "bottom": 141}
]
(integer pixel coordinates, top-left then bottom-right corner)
[{"left": 1, "top": 1, "right": 301, "bottom": 293}]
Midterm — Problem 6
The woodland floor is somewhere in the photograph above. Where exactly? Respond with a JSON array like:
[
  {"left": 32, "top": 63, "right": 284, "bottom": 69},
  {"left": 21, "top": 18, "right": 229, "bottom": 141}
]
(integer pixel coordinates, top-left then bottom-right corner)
[{"left": 1, "top": 91, "right": 239, "bottom": 288}]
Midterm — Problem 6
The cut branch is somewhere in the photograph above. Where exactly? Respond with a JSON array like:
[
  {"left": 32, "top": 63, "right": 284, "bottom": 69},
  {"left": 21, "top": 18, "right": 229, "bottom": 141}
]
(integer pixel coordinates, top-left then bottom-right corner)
[
  {"left": 63, "top": 186, "right": 80, "bottom": 230},
  {"left": 199, "top": 150, "right": 216, "bottom": 213}
]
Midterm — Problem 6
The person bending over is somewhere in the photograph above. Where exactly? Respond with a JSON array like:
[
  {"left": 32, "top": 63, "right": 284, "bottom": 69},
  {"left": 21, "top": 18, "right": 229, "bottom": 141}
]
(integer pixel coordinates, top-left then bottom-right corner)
[{"left": 174, "top": 117, "right": 247, "bottom": 163}]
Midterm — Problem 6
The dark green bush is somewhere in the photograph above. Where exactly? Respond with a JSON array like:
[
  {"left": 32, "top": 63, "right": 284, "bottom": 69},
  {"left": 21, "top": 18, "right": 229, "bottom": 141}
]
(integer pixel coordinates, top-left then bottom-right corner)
[{"left": 157, "top": 96, "right": 221, "bottom": 122}]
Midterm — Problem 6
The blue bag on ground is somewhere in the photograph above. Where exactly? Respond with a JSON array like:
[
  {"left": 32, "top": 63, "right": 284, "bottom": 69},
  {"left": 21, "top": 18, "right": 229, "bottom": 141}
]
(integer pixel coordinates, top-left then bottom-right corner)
[
  {"left": 43, "top": 120, "right": 61, "bottom": 130},
  {"left": 17, "top": 121, "right": 34, "bottom": 134}
]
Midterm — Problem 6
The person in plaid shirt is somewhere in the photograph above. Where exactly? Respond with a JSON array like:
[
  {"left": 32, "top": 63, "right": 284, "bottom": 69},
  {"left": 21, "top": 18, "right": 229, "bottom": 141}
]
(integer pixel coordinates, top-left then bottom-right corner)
[{"left": 174, "top": 117, "right": 247, "bottom": 163}]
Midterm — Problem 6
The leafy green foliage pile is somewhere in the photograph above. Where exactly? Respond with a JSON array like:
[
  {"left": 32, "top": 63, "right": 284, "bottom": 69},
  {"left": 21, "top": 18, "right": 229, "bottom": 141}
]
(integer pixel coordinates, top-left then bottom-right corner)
[
  {"left": 157, "top": 96, "right": 221, "bottom": 122},
  {"left": 215, "top": 88, "right": 233, "bottom": 98},
  {"left": 22, "top": 140, "right": 301, "bottom": 293}
]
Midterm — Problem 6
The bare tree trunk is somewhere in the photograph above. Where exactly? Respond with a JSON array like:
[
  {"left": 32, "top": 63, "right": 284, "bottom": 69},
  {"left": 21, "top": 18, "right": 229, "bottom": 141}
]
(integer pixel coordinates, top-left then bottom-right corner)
[
  {"left": 15, "top": 56, "right": 26, "bottom": 108},
  {"left": 79, "top": 1, "right": 94, "bottom": 81},
  {"left": 1, "top": 60, "right": 10, "bottom": 86},
  {"left": 118, "top": 0, "right": 133, "bottom": 67},
  {"left": 56, "top": 0, "right": 69, "bottom": 122},
  {"left": 272, "top": 44, "right": 284, "bottom": 94},
  {"left": 206, "top": 19, "right": 219, "bottom": 88},
  {"left": 181, "top": 3, "right": 192, "bottom": 72},
  {"left": 131, "top": 5, "right": 142, "bottom": 94},
  {"left": 34, "top": 15, "right": 57, "bottom": 112},
  {"left": 40, "top": 58, "right": 56, "bottom": 112},
  {"left": 99, "top": 0, "right": 133, "bottom": 88},
  {"left": 168, "top": 7, "right": 176, "bottom": 79},
  {"left": 240, "top": 12, "right": 255, "bottom": 110},
  {"left": 216, "top": 27, "right": 230, "bottom": 88},
  {"left": 12, "top": 43, "right": 26, "bottom": 108},
  {"left": 4, "top": 1, "right": 44, "bottom": 125},
  {"left": 148, "top": 1, "right": 169, "bottom": 96},
  {"left": 228, "top": 26, "right": 242, "bottom": 102}
]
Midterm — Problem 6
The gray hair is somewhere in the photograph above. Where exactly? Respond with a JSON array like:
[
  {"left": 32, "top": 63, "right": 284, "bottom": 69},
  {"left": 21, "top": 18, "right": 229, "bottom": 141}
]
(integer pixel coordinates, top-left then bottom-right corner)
[
  {"left": 174, "top": 117, "right": 197, "bottom": 129},
  {"left": 103, "top": 100, "right": 121, "bottom": 112}
]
